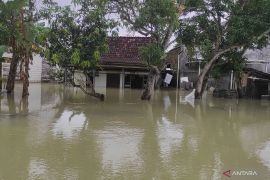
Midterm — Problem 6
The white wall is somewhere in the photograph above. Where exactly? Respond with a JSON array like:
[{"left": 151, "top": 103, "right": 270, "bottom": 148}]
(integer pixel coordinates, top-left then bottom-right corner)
[
  {"left": 94, "top": 73, "right": 107, "bottom": 95},
  {"left": 1, "top": 53, "right": 43, "bottom": 83},
  {"left": 74, "top": 71, "right": 86, "bottom": 86},
  {"left": 120, "top": 73, "right": 125, "bottom": 89},
  {"left": 29, "top": 54, "right": 42, "bottom": 82},
  {"left": 94, "top": 73, "right": 107, "bottom": 88}
]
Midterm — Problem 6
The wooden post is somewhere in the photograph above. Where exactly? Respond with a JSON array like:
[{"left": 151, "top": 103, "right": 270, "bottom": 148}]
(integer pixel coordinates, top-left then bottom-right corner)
[
  {"left": 176, "top": 53, "right": 180, "bottom": 89},
  {"left": 230, "top": 70, "right": 234, "bottom": 90}
]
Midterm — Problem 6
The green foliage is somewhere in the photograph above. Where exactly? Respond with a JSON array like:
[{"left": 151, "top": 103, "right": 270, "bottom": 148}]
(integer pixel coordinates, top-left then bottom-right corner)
[
  {"left": 0, "top": 0, "right": 38, "bottom": 53},
  {"left": 71, "top": 49, "right": 81, "bottom": 65},
  {"left": 178, "top": 0, "right": 270, "bottom": 75},
  {"left": 42, "top": 0, "right": 113, "bottom": 69},
  {"left": 0, "top": 45, "right": 7, "bottom": 62},
  {"left": 226, "top": 0, "right": 270, "bottom": 48},
  {"left": 212, "top": 52, "right": 246, "bottom": 79},
  {"left": 134, "top": 0, "right": 179, "bottom": 44},
  {"left": 139, "top": 43, "right": 165, "bottom": 67},
  {"left": 115, "top": 0, "right": 179, "bottom": 67}
]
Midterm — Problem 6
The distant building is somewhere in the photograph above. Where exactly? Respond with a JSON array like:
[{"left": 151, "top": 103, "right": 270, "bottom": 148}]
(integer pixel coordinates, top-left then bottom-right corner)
[
  {"left": 166, "top": 45, "right": 270, "bottom": 98},
  {"left": 241, "top": 46, "right": 270, "bottom": 98},
  {"left": 245, "top": 45, "right": 270, "bottom": 74},
  {"left": 1, "top": 53, "right": 44, "bottom": 83},
  {"left": 1, "top": 53, "right": 51, "bottom": 88},
  {"left": 166, "top": 46, "right": 200, "bottom": 89}
]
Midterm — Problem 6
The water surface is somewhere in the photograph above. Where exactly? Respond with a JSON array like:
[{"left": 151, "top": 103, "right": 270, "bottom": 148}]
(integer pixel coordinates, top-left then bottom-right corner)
[{"left": 0, "top": 84, "right": 270, "bottom": 180}]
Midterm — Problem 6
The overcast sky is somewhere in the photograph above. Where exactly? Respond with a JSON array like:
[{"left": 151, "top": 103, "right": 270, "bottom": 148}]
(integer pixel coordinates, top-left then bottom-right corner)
[
  {"left": 34, "top": 0, "right": 175, "bottom": 50},
  {"left": 35, "top": 0, "right": 140, "bottom": 37}
]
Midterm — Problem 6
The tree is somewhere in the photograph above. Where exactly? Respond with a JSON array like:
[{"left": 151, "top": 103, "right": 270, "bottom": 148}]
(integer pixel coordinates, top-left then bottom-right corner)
[
  {"left": 0, "top": 45, "right": 7, "bottom": 91},
  {"left": 178, "top": 0, "right": 270, "bottom": 98},
  {"left": 42, "top": 0, "right": 114, "bottom": 100},
  {"left": 112, "top": 0, "right": 180, "bottom": 100},
  {"left": 0, "top": 0, "right": 37, "bottom": 97}
]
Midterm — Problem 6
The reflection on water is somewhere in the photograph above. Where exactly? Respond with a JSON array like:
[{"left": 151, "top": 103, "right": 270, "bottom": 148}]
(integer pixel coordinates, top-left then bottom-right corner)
[
  {"left": 157, "top": 116, "right": 183, "bottom": 161},
  {"left": 0, "top": 83, "right": 270, "bottom": 179},
  {"left": 257, "top": 141, "right": 270, "bottom": 170},
  {"left": 52, "top": 110, "right": 87, "bottom": 140},
  {"left": 95, "top": 122, "right": 143, "bottom": 174},
  {"left": 28, "top": 158, "right": 47, "bottom": 180}
]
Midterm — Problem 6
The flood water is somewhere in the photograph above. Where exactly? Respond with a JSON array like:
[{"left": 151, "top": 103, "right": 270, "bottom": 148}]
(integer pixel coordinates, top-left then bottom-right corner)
[{"left": 0, "top": 83, "right": 270, "bottom": 180}]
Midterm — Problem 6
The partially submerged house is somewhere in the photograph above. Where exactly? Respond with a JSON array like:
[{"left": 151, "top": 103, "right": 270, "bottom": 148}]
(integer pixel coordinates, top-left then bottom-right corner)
[
  {"left": 98, "top": 37, "right": 151, "bottom": 89},
  {"left": 75, "top": 37, "right": 152, "bottom": 90},
  {"left": 240, "top": 46, "right": 270, "bottom": 98},
  {"left": 166, "top": 46, "right": 200, "bottom": 89},
  {"left": 166, "top": 45, "right": 270, "bottom": 98}
]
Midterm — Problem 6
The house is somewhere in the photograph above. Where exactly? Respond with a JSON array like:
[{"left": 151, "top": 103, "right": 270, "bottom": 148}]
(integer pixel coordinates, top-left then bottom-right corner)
[
  {"left": 92, "top": 37, "right": 152, "bottom": 90},
  {"left": 240, "top": 46, "right": 270, "bottom": 98},
  {"left": 213, "top": 46, "right": 270, "bottom": 98},
  {"left": 166, "top": 45, "right": 270, "bottom": 98},
  {"left": 166, "top": 46, "right": 200, "bottom": 89},
  {"left": 1, "top": 53, "right": 43, "bottom": 83}
]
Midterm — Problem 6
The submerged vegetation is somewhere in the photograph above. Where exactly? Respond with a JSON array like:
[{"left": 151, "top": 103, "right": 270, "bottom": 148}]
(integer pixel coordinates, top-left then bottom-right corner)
[
  {"left": 0, "top": 0, "right": 269, "bottom": 100},
  {"left": 178, "top": 0, "right": 270, "bottom": 98}
]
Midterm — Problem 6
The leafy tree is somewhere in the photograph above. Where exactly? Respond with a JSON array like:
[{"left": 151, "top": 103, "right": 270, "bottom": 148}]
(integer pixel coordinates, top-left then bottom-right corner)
[
  {"left": 0, "top": 0, "right": 37, "bottom": 97},
  {"left": 112, "top": 0, "right": 180, "bottom": 100},
  {"left": 42, "top": 0, "right": 114, "bottom": 100},
  {"left": 178, "top": 0, "right": 270, "bottom": 98}
]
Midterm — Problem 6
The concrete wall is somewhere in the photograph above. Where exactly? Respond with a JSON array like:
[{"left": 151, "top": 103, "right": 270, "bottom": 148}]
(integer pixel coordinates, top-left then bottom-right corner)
[
  {"left": 29, "top": 54, "right": 42, "bottom": 82},
  {"left": 41, "top": 59, "right": 51, "bottom": 81},
  {"left": 74, "top": 71, "right": 86, "bottom": 86},
  {"left": 94, "top": 73, "right": 107, "bottom": 88},
  {"left": 120, "top": 73, "right": 125, "bottom": 89},
  {"left": 1, "top": 63, "right": 18, "bottom": 79},
  {"left": 1, "top": 53, "right": 43, "bottom": 83}
]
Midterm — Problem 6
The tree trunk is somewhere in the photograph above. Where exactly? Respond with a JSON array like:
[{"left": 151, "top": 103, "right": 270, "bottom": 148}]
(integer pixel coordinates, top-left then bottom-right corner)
[
  {"left": 141, "top": 66, "right": 160, "bottom": 100},
  {"left": 20, "top": 96, "right": 29, "bottom": 114},
  {"left": 7, "top": 93, "right": 16, "bottom": 114},
  {"left": 6, "top": 52, "right": 19, "bottom": 93},
  {"left": 22, "top": 56, "right": 30, "bottom": 97},
  {"left": 195, "top": 61, "right": 215, "bottom": 99},
  {"left": 236, "top": 72, "right": 249, "bottom": 98},
  {"left": 195, "top": 46, "right": 240, "bottom": 99}
]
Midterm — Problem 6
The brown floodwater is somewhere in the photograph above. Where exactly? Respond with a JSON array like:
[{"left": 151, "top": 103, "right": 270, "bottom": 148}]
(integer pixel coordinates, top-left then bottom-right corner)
[{"left": 0, "top": 83, "right": 270, "bottom": 180}]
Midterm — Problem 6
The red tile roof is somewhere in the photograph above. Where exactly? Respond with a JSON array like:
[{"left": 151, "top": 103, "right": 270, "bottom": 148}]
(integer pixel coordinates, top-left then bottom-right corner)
[{"left": 101, "top": 37, "right": 152, "bottom": 66}]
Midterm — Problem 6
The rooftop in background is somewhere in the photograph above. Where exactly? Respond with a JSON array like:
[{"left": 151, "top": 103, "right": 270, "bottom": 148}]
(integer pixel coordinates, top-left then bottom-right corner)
[
  {"left": 100, "top": 37, "right": 152, "bottom": 67},
  {"left": 245, "top": 45, "right": 270, "bottom": 62}
]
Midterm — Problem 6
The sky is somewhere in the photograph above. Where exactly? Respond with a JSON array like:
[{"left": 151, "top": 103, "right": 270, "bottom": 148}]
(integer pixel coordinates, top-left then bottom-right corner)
[
  {"left": 36, "top": 0, "right": 140, "bottom": 37},
  {"left": 34, "top": 0, "right": 176, "bottom": 50}
]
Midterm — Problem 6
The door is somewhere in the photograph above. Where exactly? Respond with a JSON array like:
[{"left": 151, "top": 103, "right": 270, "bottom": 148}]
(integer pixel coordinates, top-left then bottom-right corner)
[{"left": 107, "top": 73, "right": 120, "bottom": 88}]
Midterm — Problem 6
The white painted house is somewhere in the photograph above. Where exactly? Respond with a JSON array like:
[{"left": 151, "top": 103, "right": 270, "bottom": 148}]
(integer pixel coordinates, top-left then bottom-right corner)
[{"left": 1, "top": 52, "right": 43, "bottom": 83}]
